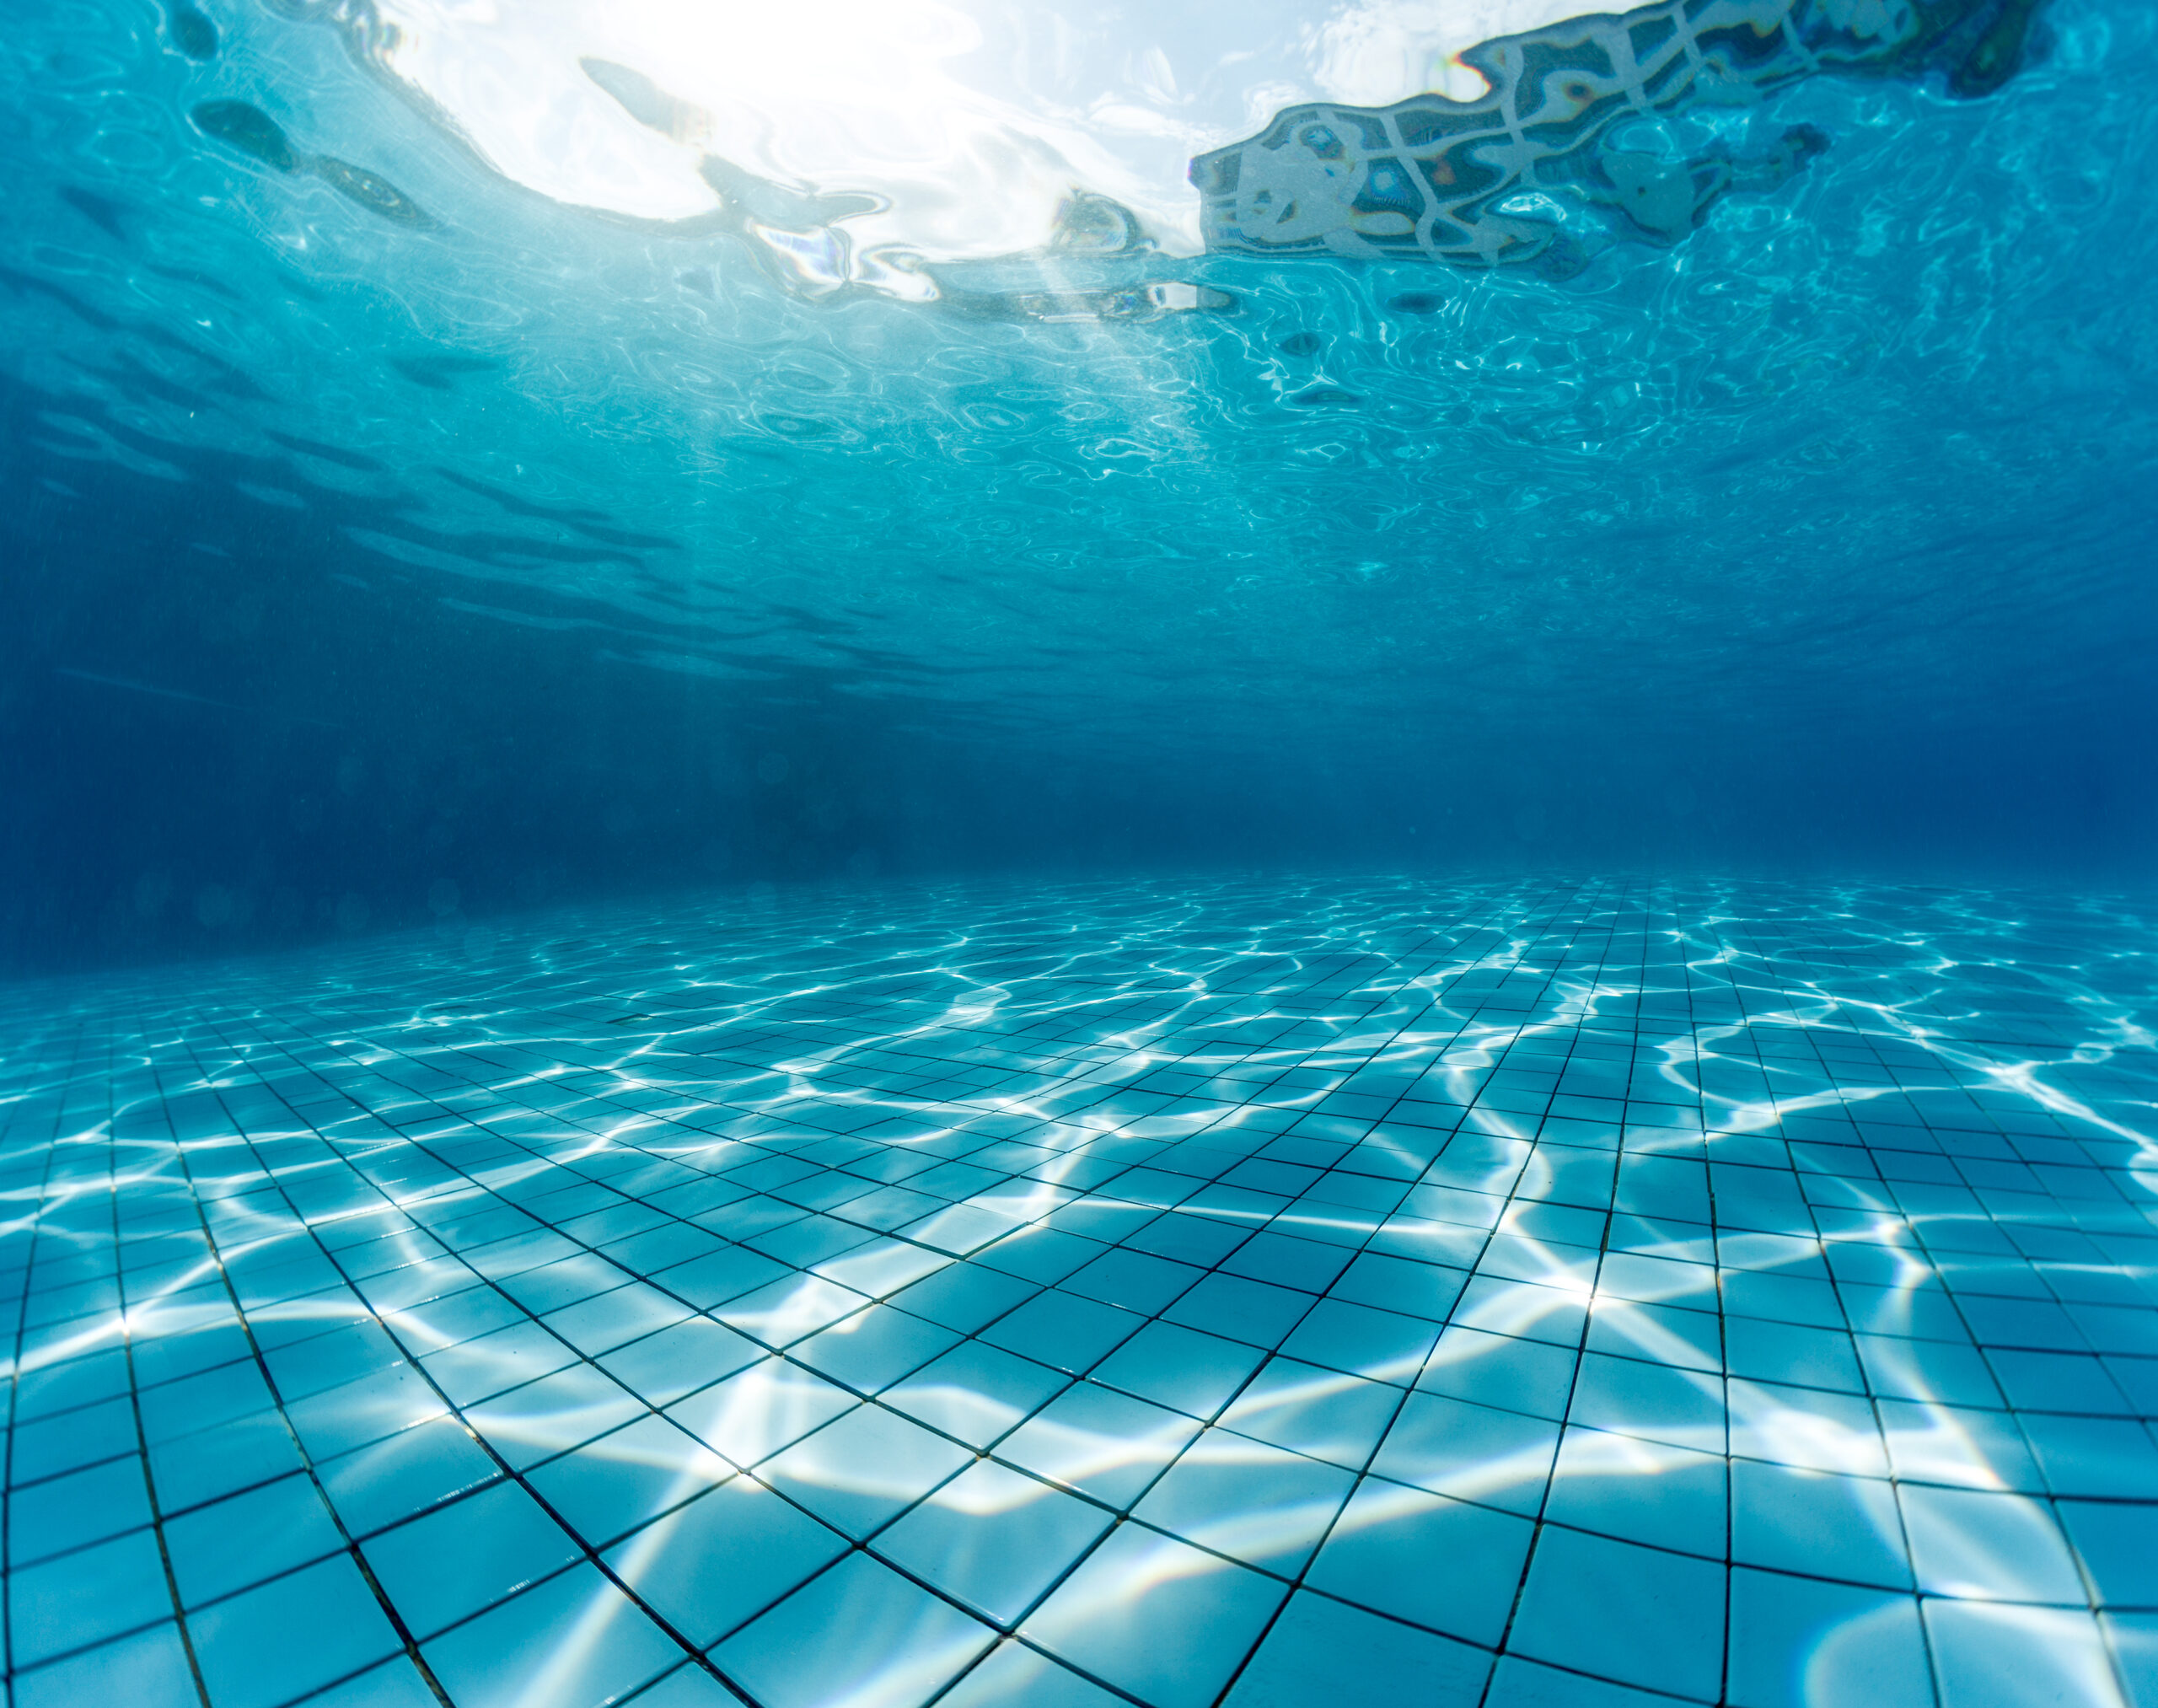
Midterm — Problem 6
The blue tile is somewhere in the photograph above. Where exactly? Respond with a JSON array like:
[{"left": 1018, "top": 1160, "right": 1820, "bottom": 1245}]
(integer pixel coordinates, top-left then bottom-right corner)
[
  {"left": 462, "top": 1362, "right": 647, "bottom": 1469},
  {"left": 603, "top": 1474, "right": 848, "bottom": 1646},
  {"left": 1162, "top": 1273, "right": 1316, "bottom": 1349},
  {"left": 542, "top": 1282, "right": 693, "bottom": 1356},
  {"left": 663, "top": 1357, "right": 856, "bottom": 1468},
  {"left": 596, "top": 1316, "right": 765, "bottom": 1406},
  {"left": 1135, "top": 1430, "right": 1354, "bottom": 1573},
  {"left": 1547, "top": 1427, "right": 1726, "bottom": 1560},
  {"left": 652, "top": 1247, "right": 793, "bottom": 1311},
  {"left": 1731, "top": 1459, "right": 1908, "bottom": 1589},
  {"left": 1853, "top": 1335, "right": 2006, "bottom": 1407},
  {"left": 1726, "top": 1319, "right": 1866, "bottom": 1394},
  {"left": 2021, "top": 1415, "right": 2158, "bottom": 1501},
  {"left": 138, "top": 1362, "right": 276, "bottom": 1444},
  {"left": 1568, "top": 1353, "right": 1726, "bottom": 1454},
  {"left": 189, "top": 1554, "right": 404, "bottom": 1708},
  {"left": 2109, "top": 1614, "right": 2158, "bottom": 1708},
  {"left": 1307, "top": 1474, "right": 1533, "bottom": 1643},
  {"left": 1923, "top": 1600, "right": 2128, "bottom": 1708},
  {"left": 881, "top": 1340, "right": 1071, "bottom": 1448},
  {"left": 714, "top": 1273, "right": 872, "bottom": 1345},
  {"left": 937, "top": 1640, "right": 1129, "bottom": 1707},
  {"left": 1581, "top": 1298, "right": 1720, "bottom": 1373},
  {"left": 1223, "top": 1591, "right": 1490, "bottom": 1707},
  {"left": 1327, "top": 1250, "right": 1470, "bottom": 1322},
  {"left": 1877, "top": 1397, "right": 2043, "bottom": 1492},
  {"left": 7, "top": 884, "right": 2157, "bottom": 1708},
  {"left": 303, "top": 1657, "right": 443, "bottom": 1708},
  {"left": 285, "top": 1365, "right": 452, "bottom": 1460},
  {"left": 10, "top": 1620, "right": 198, "bottom": 1708},
  {"left": 362, "top": 1482, "right": 582, "bottom": 1637},
  {"left": 421, "top": 1320, "right": 579, "bottom": 1406},
  {"left": 263, "top": 1322, "right": 406, "bottom": 1402},
  {"left": 1898, "top": 1485, "right": 2087, "bottom": 1603},
  {"left": 1726, "top": 1570, "right": 1930, "bottom": 1708},
  {"left": 1509, "top": 1528, "right": 1726, "bottom": 1701},
  {"left": 618, "top": 1665, "right": 743, "bottom": 1708},
  {"left": 421, "top": 1564, "right": 682, "bottom": 1708},
  {"left": 1280, "top": 1297, "right": 1441, "bottom": 1385},
  {"left": 890, "top": 1263, "right": 1039, "bottom": 1335},
  {"left": 1221, "top": 1231, "right": 1356, "bottom": 1295},
  {"left": 148, "top": 1405, "right": 314, "bottom": 1511},
  {"left": 1418, "top": 1328, "right": 1577, "bottom": 1419},
  {"left": 7, "top": 1453, "right": 153, "bottom": 1566},
  {"left": 877, "top": 1458, "right": 1113, "bottom": 1623},
  {"left": 1989, "top": 1351, "right": 2135, "bottom": 1416},
  {"left": 713, "top": 1551, "right": 996, "bottom": 1708},
  {"left": 1218, "top": 1357, "right": 1401, "bottom": 1470},
  {"left": 792, "top": 1302, "right": 963, "bottom": 1393},
  {"left": 980, "top": 1290, "right": 1146, "bottom": 1375},
  {"left": 760, "top": 1402, "right": 973, "bottom": 1536},
  {"left": 1062, "top": 1247, "right": 1205, "bottom": 1315},
  {"left": 1367, "top": 1391, "right": 1559, "bottom": 1514},
  {"left": 525, "top": 1415, "right": 733, "bottom": 1548},
  {"left": 8, "top": 1528, "right": 174, "bottom": 1667},
  {"left": 974, "top": 1225, "right": 1104, "bottom": 1285},
  {"left": 1022, "top": 1523, "right": 1289, "bottom": 1708},
  {"left": 395, "top": 1285, "right": 526, "bottom": 1351},
  {"left": 166, "top": 1473, "right": 346, "bottom": 1606},
  {"left": 13, "top": 1348, "right": 132, "bottom": 1421},
  {"left": 998, "top": 1382, "right": 1202, "bottom": 1508},
  {"left": 2059, "top": 1501, "right": 2158, "bottom": 1609},
  {"left": 316, "top": 1415, "right": 500, "bottom": 1536},
  {"left": 1091, "top": 1320, "right": 1266, "bottom": 1419},
  {"left": 1484, "top": 1652, "right": 1705, "bottom": 1706}
]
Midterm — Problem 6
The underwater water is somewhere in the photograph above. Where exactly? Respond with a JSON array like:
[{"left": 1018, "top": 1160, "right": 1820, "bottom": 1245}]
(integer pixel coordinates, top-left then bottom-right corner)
[{"left": 3, "top": 0, "right": 2156, "bottom": 1705}]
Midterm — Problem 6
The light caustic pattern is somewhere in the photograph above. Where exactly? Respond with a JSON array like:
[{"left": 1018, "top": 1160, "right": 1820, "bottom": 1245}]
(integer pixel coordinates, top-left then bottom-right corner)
[{"left": 3, "top": 877, "right": 2156, "bottom": 1708}]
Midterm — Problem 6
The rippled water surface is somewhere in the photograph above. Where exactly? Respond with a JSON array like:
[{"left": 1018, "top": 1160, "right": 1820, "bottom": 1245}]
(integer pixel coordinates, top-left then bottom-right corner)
[{"left": 5, "top": 0, "right": 2154, "bottom": 765}]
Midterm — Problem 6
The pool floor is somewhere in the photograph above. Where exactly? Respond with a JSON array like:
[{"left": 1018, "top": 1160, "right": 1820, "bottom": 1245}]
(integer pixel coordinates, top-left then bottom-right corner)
[{"left": 4, "top": 876, "right": 2155, "bottom": 1708}]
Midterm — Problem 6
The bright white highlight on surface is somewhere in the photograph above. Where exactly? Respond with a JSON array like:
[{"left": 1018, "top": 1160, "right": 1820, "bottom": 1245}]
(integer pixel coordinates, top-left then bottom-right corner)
[{"left": 367, "top": 0, "right": 1595, "bottom": 273}]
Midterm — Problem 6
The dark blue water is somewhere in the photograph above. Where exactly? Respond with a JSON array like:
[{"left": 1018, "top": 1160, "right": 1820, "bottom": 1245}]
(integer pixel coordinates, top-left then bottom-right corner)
[
  {"left": 3, "top": 3, "right": 2156, "bottom": 1707},
  {"left": 3, "top": 0, "right": 2153, "bottom": 971}
]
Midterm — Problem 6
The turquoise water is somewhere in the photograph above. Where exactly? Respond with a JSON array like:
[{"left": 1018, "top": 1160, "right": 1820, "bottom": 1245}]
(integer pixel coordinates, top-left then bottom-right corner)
[
  {"left": 2, "top": 1, "right": 2155, "bottom": 1704},
  {"left": 3, "top": 0, "right": 2154, "bottom": 958}
]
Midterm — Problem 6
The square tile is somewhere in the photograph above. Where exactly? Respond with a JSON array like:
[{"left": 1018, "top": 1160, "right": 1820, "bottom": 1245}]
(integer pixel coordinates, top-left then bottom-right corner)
[
  {"left": 997, "top": 1383, "right": 1202, "bottom": 1508},
  {"left": 362, "top": 1482, "right": 582, "bottom": 1638},
  {"left": 1508, "top": 1528, "right": 1725, "bottom": 1701},
  {"left": 603, "top": 1474, "right": 848, "bottom": 1646},
  {"left": 421, "top": 1564, "right": 682, "bottom": 1708},
  {"left": 189, "top": 1555, "right": 403, "bottom": 1708},
  {"left": 713, "top": 1552, "right": 996, "bottom": 1708},
  {"left": 1304, "top": 1474, "right": 1533, "bottom": 1644},
  {"left": 759, "top": 1402, "right": 973, "bottom": 1536},
  {"left": 1222, "top": 1591, "right": 1490, "bottom": 1707},
  {"left": 1134, "top": 1430, "right": 1354, "bottom": 1573},
  {"left": 1021, "top": 1523, "right": 1288, "bottom": 1708},
  {"left": 876, "top": 1459, "right": 1114, "bottom": 1624}
]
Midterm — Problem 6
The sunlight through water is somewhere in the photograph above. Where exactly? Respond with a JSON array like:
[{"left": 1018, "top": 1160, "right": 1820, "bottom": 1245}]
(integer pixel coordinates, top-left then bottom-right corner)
[
  {"left": 3, "top": 0, "right": 2156, "bottom": 1702},
  {"left": 3, "top": 876, "right": 2154, "bottom": 1705}
]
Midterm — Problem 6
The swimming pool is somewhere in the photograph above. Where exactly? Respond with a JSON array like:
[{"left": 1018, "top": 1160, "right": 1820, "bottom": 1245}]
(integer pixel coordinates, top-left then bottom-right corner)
[{"left": 2, "top": 1, "right": 2153, "bottom": 1704}]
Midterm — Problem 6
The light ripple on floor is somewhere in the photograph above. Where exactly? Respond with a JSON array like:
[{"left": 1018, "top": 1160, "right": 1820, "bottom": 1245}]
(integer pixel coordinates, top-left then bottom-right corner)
[{"left": 3, "top": 876, "right": 2155, "bottom": 1708}]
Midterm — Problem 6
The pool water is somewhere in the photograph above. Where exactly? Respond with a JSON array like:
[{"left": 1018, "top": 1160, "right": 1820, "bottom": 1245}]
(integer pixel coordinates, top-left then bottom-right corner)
[{"left": 3, "top": 0, "right": 2155, "bottom": 1703}]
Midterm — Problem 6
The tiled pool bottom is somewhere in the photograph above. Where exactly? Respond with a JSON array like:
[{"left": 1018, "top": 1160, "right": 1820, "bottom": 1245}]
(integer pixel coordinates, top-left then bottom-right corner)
[{"left": 4, "top": 877, "right": 2155, "bottom": 1708}]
